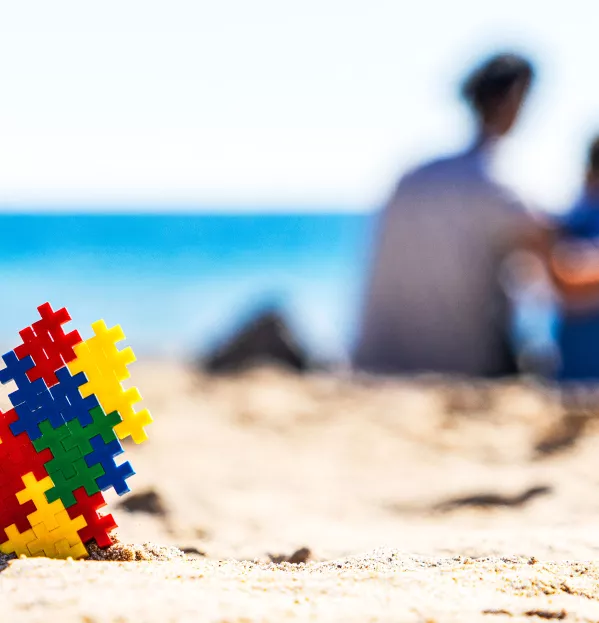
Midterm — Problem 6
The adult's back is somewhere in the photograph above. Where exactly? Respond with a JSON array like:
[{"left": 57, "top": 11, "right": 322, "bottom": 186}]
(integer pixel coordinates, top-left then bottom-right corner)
[
  {"left": 353, "top": 52, "right": 537, "bottom": 377},
  {"left": 354, "top": 146, "right": 531, "bottom": 375}
]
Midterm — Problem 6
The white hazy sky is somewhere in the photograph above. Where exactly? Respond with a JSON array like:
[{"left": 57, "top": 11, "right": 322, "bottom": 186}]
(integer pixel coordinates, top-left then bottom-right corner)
[{"left": 0, "top": 0, "right": 596, "bottom": 212}]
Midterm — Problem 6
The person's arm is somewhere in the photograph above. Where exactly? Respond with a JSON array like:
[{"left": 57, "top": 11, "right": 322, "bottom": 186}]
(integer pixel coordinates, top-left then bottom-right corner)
[
  {"left": 549, "top": 238, "right": 599, "bottom": 302},
  {"left": 493, "top": 183, "right": 599, "bottom": 303},
  {"left": 502, "top": 208, "right": 599, "bottom": 303}
]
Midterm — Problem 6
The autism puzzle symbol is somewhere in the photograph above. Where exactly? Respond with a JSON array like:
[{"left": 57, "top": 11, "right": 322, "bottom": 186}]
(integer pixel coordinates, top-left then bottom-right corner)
[{"left": 0, "top": 303, "right": 152, "bottom": 559}]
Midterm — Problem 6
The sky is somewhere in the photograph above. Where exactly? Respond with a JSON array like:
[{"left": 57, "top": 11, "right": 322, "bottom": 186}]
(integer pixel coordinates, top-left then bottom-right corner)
[{"left": 0, "top": 0, "right": 596, "bottom": 213}]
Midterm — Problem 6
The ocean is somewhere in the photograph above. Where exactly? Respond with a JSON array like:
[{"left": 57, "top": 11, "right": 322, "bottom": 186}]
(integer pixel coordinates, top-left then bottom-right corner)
[{"left": 0, "top": 213, "right": 374, "bottom": 361}]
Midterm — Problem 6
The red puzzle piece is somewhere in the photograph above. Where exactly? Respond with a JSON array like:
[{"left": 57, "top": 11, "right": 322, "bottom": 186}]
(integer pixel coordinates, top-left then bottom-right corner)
[
  {"left": 66, "top": 487, "right": 117, "bottom": 548},
  {"left": 0, "top": 409, "right": 52, "bottom": 485},
  {"left": 15, "top": 327, "right": 65, "bottom": 387},
  {"left": 14, "top": 303, "right": 82, "bottom": 387},
  {"left": 0, "top": 407, "right": 48, "bottom": 534},
  {"left": 0, "top": 485, "right": 36, "bottom": 535}
]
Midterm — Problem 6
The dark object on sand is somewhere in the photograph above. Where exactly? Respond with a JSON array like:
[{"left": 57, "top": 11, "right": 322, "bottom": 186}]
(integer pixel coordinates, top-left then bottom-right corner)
[
  {"left": 117, "top": 489, "right": 168, "bottom": 517},
  {"left": 535, "top": 412, "right": 589, "bottom": 457},
  {"left": 0, "top": 553, "right": 12, "bottom": 571},
  {"left": 268, "top": 547, "right": 312, "bottom": 564},
  {"left": 435, "top": 485, "right": 552, "bottom": 512},
  {"left": 181, "top": 546, "right": 206, "bottom": 557},
  {"left": 202, "top": 310, "right": 309, "bottom": 373},
  {"left": 523, "top": 610, "right": 567, "bottom": 620}
]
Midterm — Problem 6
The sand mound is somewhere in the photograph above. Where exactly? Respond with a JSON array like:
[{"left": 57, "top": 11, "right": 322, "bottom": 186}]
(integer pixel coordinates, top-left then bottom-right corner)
[
  {"left": 3, "top": 364, "right": 599, "bottom": 620},
  {"left": 3, "top": 548, "right": 599, "bottom": 622}
]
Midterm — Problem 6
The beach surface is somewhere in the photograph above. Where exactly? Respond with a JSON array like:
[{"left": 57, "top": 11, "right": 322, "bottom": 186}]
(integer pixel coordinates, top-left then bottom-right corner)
[{"left": 3, "top": 363, "right": 599, "bottom": 622}]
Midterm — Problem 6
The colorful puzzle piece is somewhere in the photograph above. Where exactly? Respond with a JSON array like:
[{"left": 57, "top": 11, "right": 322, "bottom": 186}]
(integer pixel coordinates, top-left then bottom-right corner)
[
  {"left": 66, "top": 488, "right": 117, "bottom": 549},
  {"left": 0, "top": 303, "right": 151, "bottom": 559},
  {"left": 69, "top": 321, "right": 153, "bottom": 444},
  {"left": 15, "top": 303, "right": 82, "bottom": 386},
  {"left": 1, "top": 473, "right": 88, "bottom": 559}
]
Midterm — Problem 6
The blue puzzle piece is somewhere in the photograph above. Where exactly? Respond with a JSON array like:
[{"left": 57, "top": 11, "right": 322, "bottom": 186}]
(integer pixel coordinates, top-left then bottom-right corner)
[
  {"left": 0, "top": 352, "right": 46, "bottom": 408},
  {"left": 11, "top": 387, "right": 65, "bottom": 440},
  {"left": 8, "top": 377, "right": 47, "bottom": 413},
  {"left": 50, "top": 367, "right": 98, "bottom": 426},
  {"left": 1, "top": 352, "right": 65, "bottom": 440},
  {"left": 0, "top": 351, "right": 33, "bottom": 387},
  {"left": 84, "top": 435, "right": 135, "bottom": 496}
]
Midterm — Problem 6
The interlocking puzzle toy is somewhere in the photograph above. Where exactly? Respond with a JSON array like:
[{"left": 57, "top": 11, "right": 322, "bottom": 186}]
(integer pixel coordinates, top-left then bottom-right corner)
[{"left": 0, "top": 303, "right": 152, "bottom": 559}]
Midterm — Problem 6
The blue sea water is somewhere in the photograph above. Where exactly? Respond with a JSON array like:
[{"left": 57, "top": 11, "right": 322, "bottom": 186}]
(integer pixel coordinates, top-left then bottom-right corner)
[{"left": 0, "top": 213, "right": 374, "bottom": 360}]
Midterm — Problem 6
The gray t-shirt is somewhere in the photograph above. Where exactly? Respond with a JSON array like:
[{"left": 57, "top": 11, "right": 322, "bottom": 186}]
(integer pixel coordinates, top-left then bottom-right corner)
[{"left": 354, "top": 145, "right": 535, "bottom": 376}]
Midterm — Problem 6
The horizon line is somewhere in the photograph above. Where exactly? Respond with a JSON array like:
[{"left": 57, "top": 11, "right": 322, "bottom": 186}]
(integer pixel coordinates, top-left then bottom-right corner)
[{"left": 0, "top": 203, "right": 377, "bottom": 215}]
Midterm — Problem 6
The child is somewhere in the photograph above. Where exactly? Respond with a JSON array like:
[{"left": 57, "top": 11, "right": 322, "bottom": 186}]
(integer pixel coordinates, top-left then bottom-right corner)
[{"left": 555, "top": 137, "right": 599, "bottom": 380}]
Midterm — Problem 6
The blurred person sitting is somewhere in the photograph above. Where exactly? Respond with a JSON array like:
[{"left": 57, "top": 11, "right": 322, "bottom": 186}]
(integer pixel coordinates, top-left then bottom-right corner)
[
  {"left": 552, "top": 137, "right": 599, "bottom": 381},
  {"left": 354, "top": 53, "right": 540, "bottom": 377}
]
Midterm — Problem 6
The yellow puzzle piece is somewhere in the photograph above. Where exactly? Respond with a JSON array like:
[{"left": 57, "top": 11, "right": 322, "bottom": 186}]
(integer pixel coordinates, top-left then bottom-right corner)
[
  {"left": 68, "top": 320, "right": 152, "bottom": 444},
  {"left": 1, "top": 473, "right": 88, "bottom": 559}
]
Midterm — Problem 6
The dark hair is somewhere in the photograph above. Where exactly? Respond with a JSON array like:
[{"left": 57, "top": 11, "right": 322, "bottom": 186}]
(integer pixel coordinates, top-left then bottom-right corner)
[
  {"left": 588, "top": 136, "right": 599, "bottom": 174},
  {"left": 462, "top": 53, "right": 535, "bottom": 115}
]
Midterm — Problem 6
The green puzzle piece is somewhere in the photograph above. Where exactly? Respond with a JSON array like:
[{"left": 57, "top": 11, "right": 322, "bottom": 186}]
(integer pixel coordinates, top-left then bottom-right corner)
[
  {"left": 33, "top": 406, "right": 120, "bottom": 508},
  {"left": 62, "top": 405, "right": 122, "bottom": 456},
  {"left": 45, "top": 457, "right": 104, "bottom": 508},
  {"left": 33, "top": 420, "right": 81, "bottom": 480}
]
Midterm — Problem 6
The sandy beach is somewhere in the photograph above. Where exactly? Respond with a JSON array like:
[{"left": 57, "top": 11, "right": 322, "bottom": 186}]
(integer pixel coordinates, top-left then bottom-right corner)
[{"left": 3, "top": 362, "right": 599, "bottom": 621}]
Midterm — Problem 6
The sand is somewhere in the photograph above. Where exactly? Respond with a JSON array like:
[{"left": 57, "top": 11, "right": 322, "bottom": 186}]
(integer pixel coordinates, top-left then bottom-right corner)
[{"left": 3, "top": 363, "right": 599, "bottom": 621}]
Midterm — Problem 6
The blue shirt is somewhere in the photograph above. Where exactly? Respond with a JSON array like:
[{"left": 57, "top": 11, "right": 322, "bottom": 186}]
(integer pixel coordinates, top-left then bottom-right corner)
[
  {"left": 558, "top": 192, "right": 599, "bottom": 380},
  {"left": 560, "top": 194, "right": 599, "bottom": 239}
]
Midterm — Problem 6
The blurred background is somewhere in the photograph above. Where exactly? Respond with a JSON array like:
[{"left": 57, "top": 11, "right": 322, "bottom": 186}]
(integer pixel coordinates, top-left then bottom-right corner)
[
  {"left": 1, "top": 1, "right": 597, "bottom": 366},
  {"left": 4, "top": 1, "right": 599, "bottom": 571}
]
